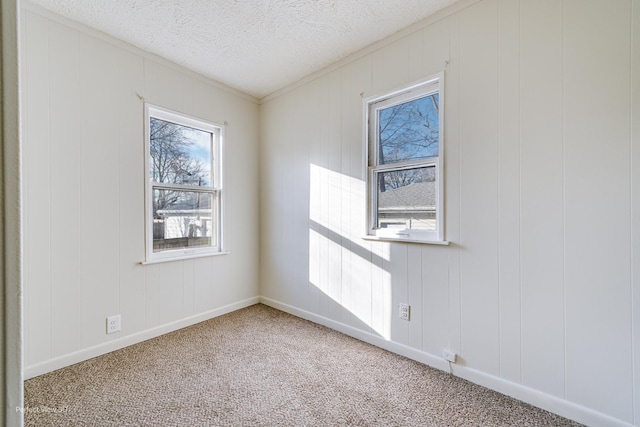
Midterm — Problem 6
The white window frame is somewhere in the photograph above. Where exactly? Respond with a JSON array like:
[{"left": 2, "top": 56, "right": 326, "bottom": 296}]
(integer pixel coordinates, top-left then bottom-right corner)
[
  {"left": 364, "top": 72, "right": 446, "bottom": 244},
  {"left": 144, "top": 104, "right": 224, "bottom": 263}
]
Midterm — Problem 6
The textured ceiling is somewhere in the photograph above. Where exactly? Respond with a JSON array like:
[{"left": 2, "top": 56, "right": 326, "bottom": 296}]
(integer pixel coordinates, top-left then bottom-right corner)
[{"left": 28, "top": 0, "right": 459, "bottom": 98}]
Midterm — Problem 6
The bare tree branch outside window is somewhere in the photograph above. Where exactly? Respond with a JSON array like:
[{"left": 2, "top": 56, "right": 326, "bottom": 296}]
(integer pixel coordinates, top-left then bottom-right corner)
[
  {"left": 367, "top": 75, "right": 444, "bottom": 240},
  {"left": 378, "top": 93, "right": 439, "bottom": 192},
  {"left": 149, "top": 118, "right": 210, "bottom": 218}
]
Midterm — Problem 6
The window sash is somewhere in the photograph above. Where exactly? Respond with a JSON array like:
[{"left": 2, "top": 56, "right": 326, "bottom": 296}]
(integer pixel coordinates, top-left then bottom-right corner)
[
  {"left": 368, "top": 76, "right": 441, "bottom": 168},
  {"left": 151, "top": 187, "right": 220, "bottom": 253},
  {"left": 365, "top": 72, "right": 444, "bottom": 243},
  {"left": 369, "top": 159, "right": 441, "bottom": 242},
  {"left": 144, "top": 104, "right": 224, "bottom": 262},
  {"left": 148, "top": 106, "right": 222, "bottom": 189},
  {"left": 149, "top": 116, "right": 216, "bottom": 187}
]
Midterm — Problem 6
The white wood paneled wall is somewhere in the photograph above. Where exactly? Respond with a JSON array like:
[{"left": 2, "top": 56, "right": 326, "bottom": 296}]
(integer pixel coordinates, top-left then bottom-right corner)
[
  {"left": 22, "top": 6, "right": 260, "bottom": 377},
  {"left": 260, "top": 0, "right": 639, "bottom": 425}
]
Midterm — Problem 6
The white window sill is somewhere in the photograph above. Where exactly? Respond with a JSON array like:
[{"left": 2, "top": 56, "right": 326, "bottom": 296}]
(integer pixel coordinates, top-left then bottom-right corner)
[
  {"left": 141, "top": 251, "right": 230, "bottom": 265},
  {"left": 362, "top": 235, "right": 450, "bottom": 246}
]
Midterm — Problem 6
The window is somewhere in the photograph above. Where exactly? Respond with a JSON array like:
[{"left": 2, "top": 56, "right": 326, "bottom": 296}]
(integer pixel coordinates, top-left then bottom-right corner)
[
  {"left": 365, "top": 73, "right": 445, "bottom": 243},
  {"left": 144, "top": 105, "right": 223, "bottom": 262}
]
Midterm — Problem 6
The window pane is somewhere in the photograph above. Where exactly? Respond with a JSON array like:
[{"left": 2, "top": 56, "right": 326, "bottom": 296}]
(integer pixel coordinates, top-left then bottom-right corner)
[
  {"left": 149, "top": 117, "right": 212, "bottom": 186},
  {"left": 376, "top": 166, "right": 436, "bottom": 231},
  {"left": 152, "top": 189, "right": 217, "bottom": 252},
  {"left": 378, "top": 93, "right": 439, "bottom": 164}
]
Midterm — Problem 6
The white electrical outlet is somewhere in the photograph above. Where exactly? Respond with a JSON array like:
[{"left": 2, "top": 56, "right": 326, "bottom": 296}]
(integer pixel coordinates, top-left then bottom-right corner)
[
  {"left": 443, "top": 349, "right": 457, "bottom": 363},
  {"left": 106, "top": 315, "right": 121, "bottom": 334},
  {"left": 399, "top": 303, "right": 410, "bottom": 321}
]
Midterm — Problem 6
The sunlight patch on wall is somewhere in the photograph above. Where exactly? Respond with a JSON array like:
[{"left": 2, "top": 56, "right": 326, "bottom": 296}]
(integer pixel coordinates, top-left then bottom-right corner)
[
  {"left": 309, "top": 163, "right": 391, "bottom": 339},
  {"left": 309, "top": 163, "right": 389, "bottom": 258}
]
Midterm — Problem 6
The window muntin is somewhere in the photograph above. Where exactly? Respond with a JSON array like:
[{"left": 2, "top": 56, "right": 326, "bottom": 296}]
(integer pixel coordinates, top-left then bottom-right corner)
[
  {"left": 145, "top": 105, "right": 223, "bottom": 262},
  {"left": 366, "top": 73, "right": 444, "bottom": 243}
]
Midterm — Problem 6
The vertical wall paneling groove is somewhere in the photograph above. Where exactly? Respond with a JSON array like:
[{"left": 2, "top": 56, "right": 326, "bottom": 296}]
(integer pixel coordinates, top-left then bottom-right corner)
[
  {"left": 192, "top": 258, "right": 213, "bottom": 314},
  {"left": 446, "top": 14, "right": 462, "bottom": 356},
  {"left": 339, "top": 67, "right": 354, "bottom": 326},
  {"left": 290, "top": 83, "right": 312, "bottom": 311},
  {"left": 370, "top": 242, "right": 389, "bottom": 339},
  {"left": 318, "top": 75, "right": 331, "bottom": 319},
  {"left": 182, "top": 260, "right": 194, "bottom": 317},
  {"left": 561, "top": 1, "right": 567, "bottom": 403},
  {"left": 49, "top": 20, "right": 81, "bottom": 358},
  {"left": 388, "top": 243, "right": 409, "bottom": 345},
  {"left": 407, "top": 29, "right": 425, "bottom": 82},
  {"left": 24, "top": 11, "right": 51, "bottom": 365},
  {"left": 282, "top": 87, "right": 299, "bottom": 310},
  {"left": 158, "top": 262, "right": 184, "bottom": 325},
  {"left": 407, "top": 244, "right": 422, "bottom": 350},
  {"left": 279, "top": 91, "right": 295, "bottom": 308},
  {"left": 79, "top": 34, "right": 119, "bottom": 350},
  {"left": 117, "top": 48, "right": 145, "bottom": 337},
  {"left": 144, "top": 62, "right": 190, "bottom": 114},
  {"left": 563, "top": 0, "right": 633, "bottom": 421},
  {"left": 422, "top": 19, "right": 450, "bottom": 77},
  {"left": 519, "top": 0, "right": 565, "bottom": 398},
  {"left": 307, "top": 79, "right": 323, "bottom": 315},
  {"left": 633, "top": 1, "right": 640, "bottom": 423},
  {"left": 496, "top": 0, "right": 520, "bottom": 383},
  {"left": 327, "top": 71, "right": 343, "bottom": 322},
  {"left": 458, "top": 0, "right": 500, "bottom": 374},
  {"left": 421, "top": 245, "right": 449, "bottom": 357},
  {"left": 370, "top": 37, "right": 410, "bottom": 95}
]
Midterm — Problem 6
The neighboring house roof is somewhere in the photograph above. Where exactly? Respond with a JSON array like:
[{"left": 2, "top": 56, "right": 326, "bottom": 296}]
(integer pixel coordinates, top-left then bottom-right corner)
[{"left": 378, "top": 181, "right": 435, "bottom": 210}]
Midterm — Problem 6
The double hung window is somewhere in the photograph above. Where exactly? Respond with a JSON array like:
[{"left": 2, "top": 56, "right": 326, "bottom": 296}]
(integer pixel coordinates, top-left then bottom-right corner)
[
  {"left": 145, "top": 105, "right": 223, "bottom": 262},
  {"left": 365, "top": 73, "right": 445, "bottom": 243}
]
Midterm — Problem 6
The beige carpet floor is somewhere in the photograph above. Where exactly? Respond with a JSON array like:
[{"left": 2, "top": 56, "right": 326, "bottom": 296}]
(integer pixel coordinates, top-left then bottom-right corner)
[{"left": 24, "top": 304, "right": 582, "bottom": 426}]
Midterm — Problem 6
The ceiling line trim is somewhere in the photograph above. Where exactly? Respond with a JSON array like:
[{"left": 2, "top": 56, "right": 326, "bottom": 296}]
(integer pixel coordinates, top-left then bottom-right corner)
[{"left": 259, "top": 0, "right": 480, "bottom": 104}]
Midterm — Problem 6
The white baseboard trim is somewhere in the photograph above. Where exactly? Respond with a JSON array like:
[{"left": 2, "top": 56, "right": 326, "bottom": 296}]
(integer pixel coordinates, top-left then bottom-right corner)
[
  {"left": 259, "top": 296, "right": 633, "bottom": 427},
  {"left": 24, "top": 295, "right": 633, "bottom": 427},
  {"left": 24, "top": 296, "right": 260, "bottom": 380},
  {"left": 259, "top": 296, "right": 451, "bottom": 371}
]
